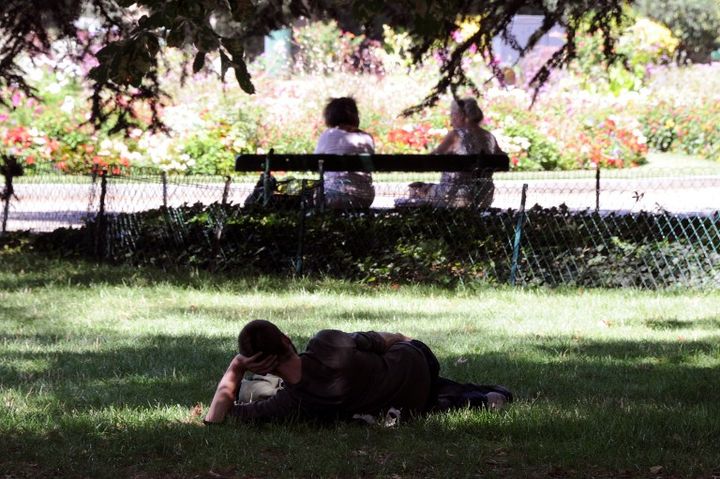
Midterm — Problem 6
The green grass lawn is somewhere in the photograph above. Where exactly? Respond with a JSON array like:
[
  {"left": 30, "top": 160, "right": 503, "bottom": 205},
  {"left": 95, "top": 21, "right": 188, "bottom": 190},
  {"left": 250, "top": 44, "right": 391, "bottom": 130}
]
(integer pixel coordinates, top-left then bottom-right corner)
[{"left": 1, "top": 251, "right": 719, "bottom": 478}]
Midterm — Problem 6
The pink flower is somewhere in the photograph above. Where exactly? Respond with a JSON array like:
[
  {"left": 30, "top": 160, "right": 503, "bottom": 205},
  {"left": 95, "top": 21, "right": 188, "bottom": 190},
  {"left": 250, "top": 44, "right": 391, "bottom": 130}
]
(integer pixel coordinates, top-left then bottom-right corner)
[
  {"left": 11, "top": 91, "right": 22, "bottom": 107},
  {"left": 0, "top": 114, "right": 8, "bottom": 122}
]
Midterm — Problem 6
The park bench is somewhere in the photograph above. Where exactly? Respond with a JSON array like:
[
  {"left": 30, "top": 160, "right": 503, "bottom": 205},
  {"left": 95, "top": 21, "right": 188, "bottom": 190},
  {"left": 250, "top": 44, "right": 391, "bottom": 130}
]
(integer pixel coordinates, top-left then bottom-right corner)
[{"left": 235, "top": 151, "right": 510, "bottom": 208}]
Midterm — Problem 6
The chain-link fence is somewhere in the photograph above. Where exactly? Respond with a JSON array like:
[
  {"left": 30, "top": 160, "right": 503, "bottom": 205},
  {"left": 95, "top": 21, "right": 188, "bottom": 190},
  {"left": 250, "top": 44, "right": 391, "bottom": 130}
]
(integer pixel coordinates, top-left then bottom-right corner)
[{"left": 2, "top": 168, "right": 719, "bottom": 288}]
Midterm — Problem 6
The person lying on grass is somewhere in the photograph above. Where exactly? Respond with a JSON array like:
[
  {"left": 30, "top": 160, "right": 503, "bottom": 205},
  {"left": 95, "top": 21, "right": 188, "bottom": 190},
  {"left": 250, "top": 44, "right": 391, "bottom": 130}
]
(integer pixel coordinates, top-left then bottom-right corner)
[{"left": 204, "top": 320, "right": 512, "bottom": 424}]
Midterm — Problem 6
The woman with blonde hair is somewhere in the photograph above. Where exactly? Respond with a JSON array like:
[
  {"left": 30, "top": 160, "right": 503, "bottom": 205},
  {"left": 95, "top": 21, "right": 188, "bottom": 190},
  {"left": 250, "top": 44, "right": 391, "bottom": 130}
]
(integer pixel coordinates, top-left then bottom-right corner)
[{"left": 428, "top": 97, "right": 504, "bottom": 208}]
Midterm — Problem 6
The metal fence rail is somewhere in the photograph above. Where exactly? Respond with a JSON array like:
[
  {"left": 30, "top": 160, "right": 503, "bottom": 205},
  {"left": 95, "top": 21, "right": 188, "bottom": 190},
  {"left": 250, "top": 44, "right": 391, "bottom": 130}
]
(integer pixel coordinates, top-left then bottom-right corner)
[{"left": 2, "top": 169, "right": 719, "bottom": 288}]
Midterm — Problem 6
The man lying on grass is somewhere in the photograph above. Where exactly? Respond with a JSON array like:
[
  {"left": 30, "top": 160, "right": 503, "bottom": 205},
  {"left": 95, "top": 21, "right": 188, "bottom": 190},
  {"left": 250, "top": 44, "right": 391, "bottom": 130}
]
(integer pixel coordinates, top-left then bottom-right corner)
[{"left": 205, "top": 320, "right": 512, "bottom": 424}]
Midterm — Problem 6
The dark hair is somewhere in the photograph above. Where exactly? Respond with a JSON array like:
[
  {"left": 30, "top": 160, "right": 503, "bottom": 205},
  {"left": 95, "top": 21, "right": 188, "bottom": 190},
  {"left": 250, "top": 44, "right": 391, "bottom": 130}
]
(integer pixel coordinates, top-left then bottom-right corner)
[
  {"left": 453, "top": 98, "right": 484, "bottom": 124},
  {"left": 238, "top": 319, "right": 294, "bottom": 360},
  {"left": 323, "top": 97, "right": 360, "bottom": 128}
]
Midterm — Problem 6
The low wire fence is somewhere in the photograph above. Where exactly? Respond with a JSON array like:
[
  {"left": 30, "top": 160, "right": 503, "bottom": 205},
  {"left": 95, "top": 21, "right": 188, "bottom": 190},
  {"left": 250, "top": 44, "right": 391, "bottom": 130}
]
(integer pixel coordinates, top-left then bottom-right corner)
[{"left": 2, "top": 168, "right": 719, "bottom": 288}]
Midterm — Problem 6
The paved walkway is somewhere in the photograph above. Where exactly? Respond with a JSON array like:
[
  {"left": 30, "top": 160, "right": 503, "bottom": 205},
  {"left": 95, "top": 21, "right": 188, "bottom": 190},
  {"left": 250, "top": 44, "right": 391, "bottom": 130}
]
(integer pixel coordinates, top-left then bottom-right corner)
[{"left": 4, "top": 173, "right": 719, "bottom": 232}]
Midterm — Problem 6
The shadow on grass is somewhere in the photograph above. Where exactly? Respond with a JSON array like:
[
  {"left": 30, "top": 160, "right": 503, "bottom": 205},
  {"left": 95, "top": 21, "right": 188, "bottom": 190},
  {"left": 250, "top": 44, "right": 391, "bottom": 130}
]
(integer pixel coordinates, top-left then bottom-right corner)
[
  {"left": 0, "top": 249, "right": 511, "bottom": 296},
  {"left": 2, "top": 330, "right": 718, "bottom": 411},
  {"left": 0, "top": 333, "right": 314, "bottom": 412},
  {"left": 0, "top": 304, "right": 47, "bottom": 324},
  {"left": 645, "top": 317, "right": 720, "bottom": 330},
  {"left": 2, "top": 331, "right": 720, "bottom": 478},
  {"left": 0, "top": 250, "right": 379, "bottom": 294},
  {"left": 159, "top": 305, "right": 444, "bottom": 324}
]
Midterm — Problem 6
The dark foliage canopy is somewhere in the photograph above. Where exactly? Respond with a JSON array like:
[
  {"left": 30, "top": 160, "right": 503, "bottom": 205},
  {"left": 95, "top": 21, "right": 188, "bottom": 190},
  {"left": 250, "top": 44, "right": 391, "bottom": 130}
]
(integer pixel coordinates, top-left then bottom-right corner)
[{"left": 0, "top": 0, "right": 630, "bottom": 130}]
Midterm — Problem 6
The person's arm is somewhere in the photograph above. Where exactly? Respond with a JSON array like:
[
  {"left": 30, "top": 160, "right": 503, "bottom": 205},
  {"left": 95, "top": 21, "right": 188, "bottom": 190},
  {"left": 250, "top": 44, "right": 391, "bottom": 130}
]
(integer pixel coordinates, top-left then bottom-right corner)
[
  {"left": 314, "top": 130, "right": 330, "bottom": 154},
  {"left": 352, "top": 331, "right": 411, "bottom": 353},
  {"left": 486, "top": 130, "right": 505, "bottom": 155},
  {"left": 377, "top": 332, "right": 412, "bottom": 349},
  {"left": 431, "top": 130, "right": 458, "bottom": 154},
  {"left": 204, "top": 353, "right": 277, "bottom": 424}
]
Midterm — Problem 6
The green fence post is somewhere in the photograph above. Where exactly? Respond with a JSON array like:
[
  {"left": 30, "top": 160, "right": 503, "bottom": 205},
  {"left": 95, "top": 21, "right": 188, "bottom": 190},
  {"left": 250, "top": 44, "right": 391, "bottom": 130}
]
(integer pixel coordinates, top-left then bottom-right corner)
[
  {"left": 317, "top": 159, "right": 325, "bottom": 214},
  {"left": 263, "top": 150, "right": 273, "bottom": 207},
  {"left": 0, "top": 154, "right": 21, "bottom": 236},
  {"left": 95, "top": 172, "right": 108, "bottom": 260},
  {"left": 161, "top": 171, "right": 168, "bottom": 208},
  {"left": 510, "top": 183, "right": 529, "bottom": 286},
  {"left": 222, "top": 175, "right": 232, "bottom": 206},
  {"left": 295, "top": 179, "right": 308, "bottom": 275},
  {"left": 595, "top": 167, "right": 601, "bottom": 213}
]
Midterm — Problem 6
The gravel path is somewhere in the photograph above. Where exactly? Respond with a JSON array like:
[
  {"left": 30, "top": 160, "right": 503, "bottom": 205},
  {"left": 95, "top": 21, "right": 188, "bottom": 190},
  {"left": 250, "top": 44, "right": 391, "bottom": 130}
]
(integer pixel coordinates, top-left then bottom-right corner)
[{"left": 4, "top": 174, "right": 719, "bottom": 232}]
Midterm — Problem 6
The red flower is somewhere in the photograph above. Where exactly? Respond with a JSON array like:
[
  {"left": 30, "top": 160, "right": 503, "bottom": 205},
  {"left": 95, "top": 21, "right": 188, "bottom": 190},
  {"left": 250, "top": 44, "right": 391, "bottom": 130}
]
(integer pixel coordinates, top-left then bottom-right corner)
[{"left": 6, "top": 126, "right": 31, "bottom": 146}]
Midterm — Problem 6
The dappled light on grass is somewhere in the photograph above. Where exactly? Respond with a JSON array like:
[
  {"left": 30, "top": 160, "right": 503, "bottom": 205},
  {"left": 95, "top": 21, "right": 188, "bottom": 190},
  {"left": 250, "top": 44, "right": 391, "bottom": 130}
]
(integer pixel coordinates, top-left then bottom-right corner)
[{"left": 1, "top": 253, "right": 719, "bottom": 477}]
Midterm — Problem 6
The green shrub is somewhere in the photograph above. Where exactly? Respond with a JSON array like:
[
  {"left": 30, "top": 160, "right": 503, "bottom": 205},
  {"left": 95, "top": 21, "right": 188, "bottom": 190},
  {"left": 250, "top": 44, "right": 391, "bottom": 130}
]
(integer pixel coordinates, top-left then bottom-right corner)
[
  {"left": 35, "top": 203, "right": 719, "bottom": 289},
  {"left": 502, "top": 123, "right": 569, "bottom": 171},
  {"left": 635, "top": 0, "right": 720, "bottom": 62},
  {"left": 181, "top": 111, "right": 258, "bottom": 176}
]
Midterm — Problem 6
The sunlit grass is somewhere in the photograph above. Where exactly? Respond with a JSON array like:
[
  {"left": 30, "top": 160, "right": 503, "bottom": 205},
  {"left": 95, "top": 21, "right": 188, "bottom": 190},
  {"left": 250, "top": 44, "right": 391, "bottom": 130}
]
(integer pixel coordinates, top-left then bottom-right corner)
[{"left": 1, "top": 251, "right": 719, "bottom": 478}]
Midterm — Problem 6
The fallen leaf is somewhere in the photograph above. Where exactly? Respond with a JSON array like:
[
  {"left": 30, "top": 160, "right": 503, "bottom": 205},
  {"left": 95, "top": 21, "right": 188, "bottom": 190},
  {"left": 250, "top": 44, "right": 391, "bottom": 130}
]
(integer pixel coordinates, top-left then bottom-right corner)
[
  {"left": 649, "top": 465, "right": 663, "bottom": 474},
  {"left": 190, "top": 403, "right": 203, "bottom": 418}
]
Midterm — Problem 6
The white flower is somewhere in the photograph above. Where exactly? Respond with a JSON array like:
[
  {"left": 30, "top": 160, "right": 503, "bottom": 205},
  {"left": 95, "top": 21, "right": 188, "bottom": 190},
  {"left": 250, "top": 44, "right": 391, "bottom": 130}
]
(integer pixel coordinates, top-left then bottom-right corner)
[
  {"left": 61, "top": 96, "right": 75, "bottom": 114},
  {"left": 503, "top": 115, "right": 518, "bottom": 126},
  {"left": 28, "top": 67, "right": 44, "bottom": 82},
  {"left": 47, "top": 82, "right": 63, "bottom": 94},
  {"left": 232, "top": 138, "right": 246, "bottom": 151},
  {"left": 517, "top": 137, "right": 531, "bottom": 150},
  {"left": 632, "top": 129, "right": 647, "bottom": 145},
  {"left": 98, "top": 139, "right": 113, "bottom": 156}
]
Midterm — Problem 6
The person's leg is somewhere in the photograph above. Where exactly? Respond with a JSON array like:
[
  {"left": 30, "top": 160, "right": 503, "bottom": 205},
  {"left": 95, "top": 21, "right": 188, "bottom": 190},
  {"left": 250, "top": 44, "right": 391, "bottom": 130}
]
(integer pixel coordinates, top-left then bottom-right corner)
[
  {"left": 325, "top": 187, "right": 374, "bottom": 209},
  {"left": 407, "top": 339, "right": 441, "bottom": 411}
]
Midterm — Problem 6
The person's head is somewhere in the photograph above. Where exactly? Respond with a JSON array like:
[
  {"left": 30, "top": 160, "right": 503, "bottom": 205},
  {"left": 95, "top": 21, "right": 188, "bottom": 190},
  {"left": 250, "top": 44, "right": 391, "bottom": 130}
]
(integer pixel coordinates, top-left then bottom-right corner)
[
  {"left": 450, "top": 97, "right": 484, "bottom": 128},
  {"left": 238, "top": 319, "right": 297, "bottom": 363},
  {"left": 323, "top": 97, "right": 360, "bottom": 128}
]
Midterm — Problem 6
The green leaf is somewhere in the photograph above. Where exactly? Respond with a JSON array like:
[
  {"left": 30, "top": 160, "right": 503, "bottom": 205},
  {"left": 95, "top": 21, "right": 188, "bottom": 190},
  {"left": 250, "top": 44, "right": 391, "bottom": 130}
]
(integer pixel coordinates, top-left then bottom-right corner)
[
  {"left": 195, "top": 29, "right": 220, "bottom": 52},
  {"left": 219, "top": 50, "right": 231, "bottom": 82},
  {"left": 167, "top": 21, "right": 188, "bottom": 48},
  {"left": 233, "top": 58, "right": 255, "bottom": 94},
  {"left": 193, "top": 51, "right": 206, "bottom": 73}
]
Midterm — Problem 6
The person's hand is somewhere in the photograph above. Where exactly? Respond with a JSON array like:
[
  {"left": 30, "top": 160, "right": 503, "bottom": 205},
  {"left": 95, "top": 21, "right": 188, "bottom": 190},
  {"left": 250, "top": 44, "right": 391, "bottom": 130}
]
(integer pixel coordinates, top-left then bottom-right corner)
[
  {"left": 379, "top": 332, "right": 412, "bottom": 349},
  {"left": 234, "top": 352, "right": 278, "bottom": 375}
]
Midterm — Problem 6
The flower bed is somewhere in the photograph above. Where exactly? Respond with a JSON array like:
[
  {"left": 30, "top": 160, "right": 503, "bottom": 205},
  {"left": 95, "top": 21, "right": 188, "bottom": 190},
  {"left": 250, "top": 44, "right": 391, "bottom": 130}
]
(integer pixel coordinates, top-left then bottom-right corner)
[{"left": 1, "top": 19, "right": 718, "bottom": 176}]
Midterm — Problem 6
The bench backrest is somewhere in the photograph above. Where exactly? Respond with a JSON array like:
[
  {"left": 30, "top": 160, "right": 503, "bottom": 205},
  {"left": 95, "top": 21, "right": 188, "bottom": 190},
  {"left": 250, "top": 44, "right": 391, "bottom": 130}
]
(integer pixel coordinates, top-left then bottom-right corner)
[{"left": 235, "top": 153, "right": 510, "bottom": 173}]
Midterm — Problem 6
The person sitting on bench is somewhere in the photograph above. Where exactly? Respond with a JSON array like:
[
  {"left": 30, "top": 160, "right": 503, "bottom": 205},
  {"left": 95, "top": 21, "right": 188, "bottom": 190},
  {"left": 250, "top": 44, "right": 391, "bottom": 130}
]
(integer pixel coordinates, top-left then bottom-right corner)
[
  {"left": 204, "top": 320, "right": 512, "bottom": 424},
  {"left": 410, "top": 98, "right": 504, "bottom": 208},
  {"left": 314, "top": 97, "right": 375, "bottom": 209}
]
